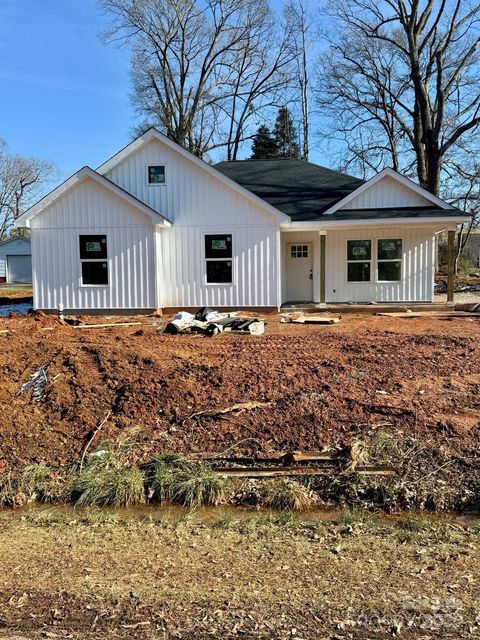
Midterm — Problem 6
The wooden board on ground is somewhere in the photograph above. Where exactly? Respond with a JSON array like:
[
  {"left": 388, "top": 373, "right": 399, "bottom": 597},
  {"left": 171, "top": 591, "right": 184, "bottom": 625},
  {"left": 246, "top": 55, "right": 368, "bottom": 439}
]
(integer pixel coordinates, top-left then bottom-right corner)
[
  {"left": 287, "top": 450, "right": 337, "bottom": 463},
  {"left": 294, "top": 316, "right": 340, "bottom": 325},
  {"left": 282, "top": 314, "right": 340, "bottom": 325},
  {"left": 377, "top": 311, "right": 480, "bottom": 319},
  {"left": 73, "top": 322, "right": 144, "bottom": 329},
  {"left": 216, "top": 465, "right": 395, "bottom": 478}
]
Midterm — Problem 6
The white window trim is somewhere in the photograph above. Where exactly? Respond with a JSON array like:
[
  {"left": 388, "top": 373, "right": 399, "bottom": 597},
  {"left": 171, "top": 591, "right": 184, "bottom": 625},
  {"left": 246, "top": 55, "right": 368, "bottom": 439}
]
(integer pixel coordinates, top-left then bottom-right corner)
[
  {"left": 376, "top": 238, "right": 403, "bottom": 283},
  {"left": 146, "top": 163, "right": 167, "bottom": 186},
  {"left": 290, "top": 244, "right": 310, "bottom": 258},
  {"left": 346, "top": 239, "right": 372, "bottom": 283},
  {"left": 79, "top": 234, "right": 109, "bottom": 288},
  {"left": 345, "top": 237, "right": 404, "bottom": 284},
  {"left": 204, "top": 232, "right": 234, "bottom": 286}
]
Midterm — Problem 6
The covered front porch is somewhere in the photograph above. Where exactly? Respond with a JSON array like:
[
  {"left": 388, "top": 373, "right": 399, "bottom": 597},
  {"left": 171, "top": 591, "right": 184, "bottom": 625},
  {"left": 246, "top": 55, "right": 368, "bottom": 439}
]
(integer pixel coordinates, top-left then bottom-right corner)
[{"left": 280, "top": 225, "right": 458, "bottom": 307}]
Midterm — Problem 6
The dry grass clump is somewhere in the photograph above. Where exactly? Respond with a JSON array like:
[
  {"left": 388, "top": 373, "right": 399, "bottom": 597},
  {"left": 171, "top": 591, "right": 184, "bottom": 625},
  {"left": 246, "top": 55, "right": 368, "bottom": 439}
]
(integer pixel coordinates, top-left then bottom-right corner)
[
  {"left": 262, "top": 478, "right": 313, "bottom": 512},
  {"left": 307, "top": 432, "right": 475, "bottom": 513},
  {"left": 149, "top": 455, "right": 228, "bottom": 507},
  {"left": 0, "top": 472, "right": 19, "bottom": 508},
  {"left": 72, "top": 442, "right": 145, "bottom": 507},
  {"left": 21, "top": 463, "right": 66, "bottom": 503},
  {"left": 0, "top": 463, "right": 66, "bottom": 507}
]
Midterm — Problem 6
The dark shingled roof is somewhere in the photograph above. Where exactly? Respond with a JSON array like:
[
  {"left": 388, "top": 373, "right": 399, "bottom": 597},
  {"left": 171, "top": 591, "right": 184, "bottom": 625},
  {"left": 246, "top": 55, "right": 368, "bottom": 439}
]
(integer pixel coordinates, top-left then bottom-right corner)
[
  {"left": 214, "top": 159, "right": 462, "bottom": 222},
  {"left": 214, "top": 159, "right": 364, "bottom": 221}
]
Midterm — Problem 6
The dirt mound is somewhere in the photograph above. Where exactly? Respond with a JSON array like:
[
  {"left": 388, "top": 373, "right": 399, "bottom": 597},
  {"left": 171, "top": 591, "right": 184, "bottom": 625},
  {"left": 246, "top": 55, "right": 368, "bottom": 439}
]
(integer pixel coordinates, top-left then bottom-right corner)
[{"left": 0, "top": 313, "right": 479, "bottom": 469}]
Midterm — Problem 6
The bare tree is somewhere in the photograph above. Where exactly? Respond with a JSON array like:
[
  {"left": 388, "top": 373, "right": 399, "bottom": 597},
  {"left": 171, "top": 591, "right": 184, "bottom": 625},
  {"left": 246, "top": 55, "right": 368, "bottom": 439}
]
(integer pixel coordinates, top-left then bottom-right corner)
[
  {"left": 317, "top": 0, "right": 480, "bottom": 195},
  {"left": 443, "top": 157, "right": 480, "bottom": 272},
  {"left": 283, "top": 0, "right": 317, "bottom": 160},
  {"left": 100, "top": 0, "right": 295, "bottom": 159},
  {"left": 0, "top": 140, "right": 56, "bottom": 242}
]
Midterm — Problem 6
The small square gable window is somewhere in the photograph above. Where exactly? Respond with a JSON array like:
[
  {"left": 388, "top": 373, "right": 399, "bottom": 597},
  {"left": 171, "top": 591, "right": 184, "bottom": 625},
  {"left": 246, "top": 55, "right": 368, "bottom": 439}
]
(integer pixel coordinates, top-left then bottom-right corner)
[{"left": 147, "top": 165, "right": 166, "bottom": 185}]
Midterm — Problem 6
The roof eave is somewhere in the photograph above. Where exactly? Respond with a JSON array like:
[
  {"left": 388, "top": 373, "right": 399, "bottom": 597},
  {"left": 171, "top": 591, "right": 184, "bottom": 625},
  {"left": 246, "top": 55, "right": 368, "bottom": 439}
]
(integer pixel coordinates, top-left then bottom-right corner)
[{"left": 281, "top": 215, "right": 471, "bottom": 230}]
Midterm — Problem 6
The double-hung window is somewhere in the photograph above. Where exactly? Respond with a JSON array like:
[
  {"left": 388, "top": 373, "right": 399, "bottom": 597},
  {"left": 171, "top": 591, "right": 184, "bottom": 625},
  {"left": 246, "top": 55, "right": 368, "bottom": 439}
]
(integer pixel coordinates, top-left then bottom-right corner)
[
  {"left": 79, "top": 235, "right": 108, "bottom": 285},
  {"left": 205, "top": 234, "right": 233, "bottom": 284},
  {"left": 377, "top": 239, "right": 402, "bottom": 281},
  {"left": 347, "top": 240, "right": 371, "bottom": 282}
]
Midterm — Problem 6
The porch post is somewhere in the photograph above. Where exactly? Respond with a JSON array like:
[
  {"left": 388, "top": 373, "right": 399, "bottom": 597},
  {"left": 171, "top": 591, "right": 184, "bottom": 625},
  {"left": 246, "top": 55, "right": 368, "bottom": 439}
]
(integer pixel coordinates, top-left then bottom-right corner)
[
  {"left": 447, "top": 229, "right": 455, "bottom": 306},
  {"left": 320, "top": 233, "right": 326, "bottom": 306},
  {"left": 276, "top": 228, "right": 282, "bottom": 311}
]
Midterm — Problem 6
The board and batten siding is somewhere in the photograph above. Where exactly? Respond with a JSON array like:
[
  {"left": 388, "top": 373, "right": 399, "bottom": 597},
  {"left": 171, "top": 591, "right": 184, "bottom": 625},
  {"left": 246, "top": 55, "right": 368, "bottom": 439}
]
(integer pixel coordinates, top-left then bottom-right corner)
[
  {"left": 326, "top": 226, "right": 438, "bottom": 303},
  {"left": 0, "top": 238, "right": 31, "bottom": 280},
  {"left": 30, "top": 178, "right": 157, "bottom": 311},
  {"left": 104, "top": 139, "right": 280, "bottom": 307},
  {"left": 157, "top": 226, "right": 277, "bottom": 308},
  {"left": 339, "top": 176, "right": 432, "bottom": 210}
]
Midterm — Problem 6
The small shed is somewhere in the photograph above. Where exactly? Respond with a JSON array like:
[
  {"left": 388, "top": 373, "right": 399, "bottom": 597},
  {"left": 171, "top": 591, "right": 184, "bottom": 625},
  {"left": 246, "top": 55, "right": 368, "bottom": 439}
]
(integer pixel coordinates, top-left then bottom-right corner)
[{"left": 0, "top": 237, "right": 32, "bottom": 283}]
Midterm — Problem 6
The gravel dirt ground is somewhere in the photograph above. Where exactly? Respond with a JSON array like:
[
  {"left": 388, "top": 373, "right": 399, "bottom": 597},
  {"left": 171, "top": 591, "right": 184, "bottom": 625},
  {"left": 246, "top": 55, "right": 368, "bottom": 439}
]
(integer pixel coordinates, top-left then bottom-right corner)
[{"left": 0, "top": 310, "right": 479, "bottom": 469}]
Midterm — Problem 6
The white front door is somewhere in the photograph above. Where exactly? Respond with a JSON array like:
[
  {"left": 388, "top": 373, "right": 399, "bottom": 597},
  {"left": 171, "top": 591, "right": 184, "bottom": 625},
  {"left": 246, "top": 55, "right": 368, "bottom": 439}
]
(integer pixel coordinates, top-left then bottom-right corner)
[{"left": 286, "top": 242, "right": 313, "bottom": 301}]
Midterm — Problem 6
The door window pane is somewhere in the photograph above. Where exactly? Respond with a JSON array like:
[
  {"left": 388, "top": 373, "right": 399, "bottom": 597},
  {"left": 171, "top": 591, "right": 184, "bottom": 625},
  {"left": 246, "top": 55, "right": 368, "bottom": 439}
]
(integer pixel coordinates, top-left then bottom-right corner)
[{"left": 290, "top": 245, "right": 309, "bottom": 258}]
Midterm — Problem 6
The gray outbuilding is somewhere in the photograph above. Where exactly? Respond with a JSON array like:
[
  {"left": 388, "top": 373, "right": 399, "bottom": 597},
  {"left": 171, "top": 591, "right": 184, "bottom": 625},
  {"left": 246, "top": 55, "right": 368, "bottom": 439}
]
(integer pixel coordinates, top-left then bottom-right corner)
[{"left": 0, "top": 237, "right": 32, "bottom": 283}]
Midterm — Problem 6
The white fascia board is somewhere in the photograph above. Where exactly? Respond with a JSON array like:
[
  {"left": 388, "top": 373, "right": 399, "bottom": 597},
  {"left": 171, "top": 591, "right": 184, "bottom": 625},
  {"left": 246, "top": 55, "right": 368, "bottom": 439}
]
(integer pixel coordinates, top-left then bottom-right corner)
[
  {"left": 280, "top": 215, "right": 471, "bottom": 230},
  {"left": 96, "top": 128, "right": 291, "bottom": 224},
  {"left": 14, "top": 167, "right": 172, "bottom": 228},
  {"left": 322, "top": 167, "right": 452, "bottom": 215}
]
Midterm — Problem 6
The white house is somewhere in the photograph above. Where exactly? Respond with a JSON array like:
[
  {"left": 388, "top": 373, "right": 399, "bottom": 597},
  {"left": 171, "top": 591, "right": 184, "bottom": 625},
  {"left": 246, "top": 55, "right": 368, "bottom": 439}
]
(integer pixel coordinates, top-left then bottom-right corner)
[
  {"left": 0, "top": 237, "right": 32, "bottom": 284},
  {"left": 14, "top": 128, "right": 470, "bottom": 313}
]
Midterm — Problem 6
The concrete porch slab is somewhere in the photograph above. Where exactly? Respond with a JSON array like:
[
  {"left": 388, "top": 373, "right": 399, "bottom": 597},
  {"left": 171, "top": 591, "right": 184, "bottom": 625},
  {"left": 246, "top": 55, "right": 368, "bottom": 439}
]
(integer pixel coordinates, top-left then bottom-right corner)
[{"left": 280, "top": 302, "right": 453, "bottom": 314}]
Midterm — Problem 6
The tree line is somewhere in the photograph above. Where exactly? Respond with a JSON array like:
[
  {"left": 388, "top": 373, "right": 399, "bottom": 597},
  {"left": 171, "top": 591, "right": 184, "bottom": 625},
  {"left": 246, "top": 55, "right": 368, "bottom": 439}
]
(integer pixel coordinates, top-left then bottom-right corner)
[
  {"left": 2, "top": 0, "right": 479, "bottom": 263},
  {"left": 98, "top": 0, "right": 479, "bottom": 264}
]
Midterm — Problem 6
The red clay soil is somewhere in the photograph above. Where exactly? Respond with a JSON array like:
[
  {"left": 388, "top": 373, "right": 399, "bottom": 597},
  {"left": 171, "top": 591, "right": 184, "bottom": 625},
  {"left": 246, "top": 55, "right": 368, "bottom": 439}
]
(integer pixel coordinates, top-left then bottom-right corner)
[{"left": 0, "top": 311, "right": 479, "bottom": 470}]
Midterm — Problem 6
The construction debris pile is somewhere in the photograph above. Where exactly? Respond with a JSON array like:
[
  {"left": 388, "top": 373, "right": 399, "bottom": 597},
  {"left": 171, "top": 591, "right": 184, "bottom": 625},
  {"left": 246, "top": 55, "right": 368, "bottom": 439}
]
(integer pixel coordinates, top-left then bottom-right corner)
[
  {"left": 162, "top": 306, "right": 265, "bottom": 336},
  {"left": 435, "top": 278, "right": 480, "bottom": 293},
  {"left": 196, "top": 448, "right": 394, "bottom": 479}
]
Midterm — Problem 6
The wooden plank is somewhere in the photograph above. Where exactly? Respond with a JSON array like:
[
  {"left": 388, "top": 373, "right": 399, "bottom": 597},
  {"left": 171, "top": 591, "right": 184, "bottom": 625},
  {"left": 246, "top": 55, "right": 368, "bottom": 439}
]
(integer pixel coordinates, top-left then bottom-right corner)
[
  {"left": 73, "top": 322, "right": 144, "bottom": 329},
  {"left": 216, "top": 465, "right": 395, "bottom": 478},
  {"left": 287, "top": 450, "right": 337, "bottom": 463},
  {"left": 377, "top": 311, "right": 480, "bottom": 318},
  {"left": 216, "top": 467, "right": 336, "bottom": 478},
  {"left": 184, "top": 401, "right": 272, "bottom": 425},
  {"left": 292, "top": 316, "right": 340, "bottom": 325}
]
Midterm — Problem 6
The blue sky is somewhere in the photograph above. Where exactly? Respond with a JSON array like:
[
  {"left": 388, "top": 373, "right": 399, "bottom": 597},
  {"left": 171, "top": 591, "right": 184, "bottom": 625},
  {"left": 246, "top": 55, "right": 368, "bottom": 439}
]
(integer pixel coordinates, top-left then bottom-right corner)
[
  {"left": 0, "top": 0, "right": 133, "bottom": 178},
  {"left": 0, "top": 0, "right": 325, "bottom": 182}
]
